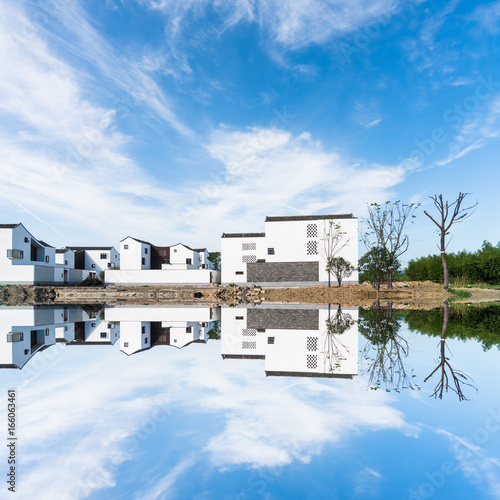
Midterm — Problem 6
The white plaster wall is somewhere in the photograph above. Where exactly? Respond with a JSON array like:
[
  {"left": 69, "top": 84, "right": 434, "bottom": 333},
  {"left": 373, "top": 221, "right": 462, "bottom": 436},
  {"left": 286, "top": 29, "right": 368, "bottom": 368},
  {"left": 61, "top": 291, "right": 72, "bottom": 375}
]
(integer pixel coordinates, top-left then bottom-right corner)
[
  {"left": 55, "top": 250, "right": 75, "bottom": 268},
  {"left": 221, "top": 235, "right": 266, "bottom": 283},
  {"left": 169, "top": 244, "right": 199, "bottom": 268},
  {"left": 105, "top": 269, "right": 220, "bottom": 285},
  {"left": 84, "top": 320, "right": 119, "bottom": 343},
  {"left": 198, "top": 250, "right": 213, "bottom": 269},
  {"left": 120, "top": 238, "right": 150, "bottom": 270},
  {"left": 105, "top": 305, "right": 220, "bottom": 323},
  {"left": 119, "top": 321, "right": 150, "bottom": 355},
  {"left": 264, "top": 218, "right": 358, "bottom": 283},
  {"left": 85, "top": 248, "right": 120, "bottom": 272},
  {"left": 0, "top": 307, "right": 56, "bottom": 368},
  {"left": 265, "top": 308, "right": 358, "bottom": 376},
  {"left": 220, "top": 307, "right": 267, "bottom": 357}
]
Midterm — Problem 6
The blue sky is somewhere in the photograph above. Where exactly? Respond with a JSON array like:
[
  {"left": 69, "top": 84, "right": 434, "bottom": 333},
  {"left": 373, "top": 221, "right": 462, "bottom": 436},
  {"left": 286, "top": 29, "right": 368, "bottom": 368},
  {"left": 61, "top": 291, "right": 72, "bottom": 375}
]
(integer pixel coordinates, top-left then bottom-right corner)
[
  {"left": 1, "top": 314, "right": 499, "bottom": 499},
  {"left": 0, "top": 0, "right": 499, "bottom": 262}
]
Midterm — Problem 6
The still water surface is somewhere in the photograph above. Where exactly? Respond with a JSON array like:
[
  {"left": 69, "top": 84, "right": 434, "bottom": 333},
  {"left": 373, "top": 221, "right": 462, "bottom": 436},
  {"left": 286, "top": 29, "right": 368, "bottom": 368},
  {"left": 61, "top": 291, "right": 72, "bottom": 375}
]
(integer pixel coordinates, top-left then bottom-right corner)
[{"left": 0, "top": 303, "right": 499, "bottom": 500}]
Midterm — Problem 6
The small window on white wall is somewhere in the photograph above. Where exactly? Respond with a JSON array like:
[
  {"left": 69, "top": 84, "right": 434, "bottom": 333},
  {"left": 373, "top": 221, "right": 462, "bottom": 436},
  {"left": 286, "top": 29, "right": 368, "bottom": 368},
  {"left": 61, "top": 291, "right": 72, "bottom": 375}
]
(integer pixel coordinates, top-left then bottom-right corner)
[{"left": 124, "top": 245, "right": 129, "bottom": 249}]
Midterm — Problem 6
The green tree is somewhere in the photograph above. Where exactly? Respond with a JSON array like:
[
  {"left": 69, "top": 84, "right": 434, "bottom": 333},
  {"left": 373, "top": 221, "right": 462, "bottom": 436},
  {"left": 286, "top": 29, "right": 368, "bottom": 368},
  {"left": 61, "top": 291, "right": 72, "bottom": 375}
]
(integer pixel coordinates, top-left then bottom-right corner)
[
  {"left": 328, "top": 256, "right": 355, "bottom": 286},
  {"left": 208, "top": 252, "right": 221, "bottom": 271},
  {"left": 322, "top": 220, "right": 351, "bottom": 287}
]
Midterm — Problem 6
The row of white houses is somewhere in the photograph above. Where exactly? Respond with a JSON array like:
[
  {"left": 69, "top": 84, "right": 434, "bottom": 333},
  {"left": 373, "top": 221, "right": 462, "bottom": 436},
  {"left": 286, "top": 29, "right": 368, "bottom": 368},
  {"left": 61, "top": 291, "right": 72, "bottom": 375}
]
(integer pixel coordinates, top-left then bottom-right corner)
[{"left": 0, "top": 214, "right": 358, "bottom": 286}]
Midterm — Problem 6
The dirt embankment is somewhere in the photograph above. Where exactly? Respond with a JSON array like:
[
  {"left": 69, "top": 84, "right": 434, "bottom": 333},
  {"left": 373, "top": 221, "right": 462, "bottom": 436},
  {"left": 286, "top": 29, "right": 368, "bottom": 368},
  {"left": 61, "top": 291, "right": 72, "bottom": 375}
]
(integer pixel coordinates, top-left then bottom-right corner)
[
  {"left": 1, "top": 282, "right": 498, "bottom": 307},
  {"left": 264, "top": 281, "right": 451, "bottom": 306}
]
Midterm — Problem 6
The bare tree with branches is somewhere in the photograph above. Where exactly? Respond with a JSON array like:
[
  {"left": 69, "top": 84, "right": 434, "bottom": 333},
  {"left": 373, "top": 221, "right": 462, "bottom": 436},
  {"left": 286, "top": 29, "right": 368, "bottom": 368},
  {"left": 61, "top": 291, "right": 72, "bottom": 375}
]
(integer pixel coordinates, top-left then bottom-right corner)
[
  {"left": 362, "top": 201, "right": 419, "bottom": 289},
  {"left": 424, "top": 301, "right": 477, "bottom": 401},
  {"left": 424, "top": 192, "right": 478, "bottom": 290},
  {"left": 323, "top": 304, "right": 355, "bottom": 373},
  {"left": 323, "top": 220, "right": 351, "bottom": 287},
  {"left": 359, "top": 302, "right": 419, "bottom": 392}
]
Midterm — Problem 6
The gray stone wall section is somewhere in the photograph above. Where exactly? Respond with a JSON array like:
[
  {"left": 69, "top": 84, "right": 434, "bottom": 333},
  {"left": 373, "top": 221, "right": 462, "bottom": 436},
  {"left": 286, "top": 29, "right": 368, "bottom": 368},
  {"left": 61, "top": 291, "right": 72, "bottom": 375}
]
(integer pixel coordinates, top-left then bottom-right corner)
[
  {"left": 247, "top": 261, "right": 319, "bottom": 283},
  {"left": 247, "top": 308, "right": 319, "bottom": 330}
]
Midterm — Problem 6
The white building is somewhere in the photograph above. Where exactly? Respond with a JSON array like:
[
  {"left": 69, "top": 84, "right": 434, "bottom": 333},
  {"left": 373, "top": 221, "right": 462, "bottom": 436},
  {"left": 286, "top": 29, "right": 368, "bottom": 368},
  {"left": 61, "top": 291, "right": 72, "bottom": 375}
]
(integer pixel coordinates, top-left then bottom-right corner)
[
  {"left": 66, "top": 246, "right": 120, "bottom": 273},
  {"left": 105, "top": 236, "right": 220, "bottom": 285},
  {"left": 0, "top": 223, "right": 60, "bottom": 285},
  {"left": 221, "top": 214, "right": 358, "bottom": 286},
  {"left": 221, "top": 305, "right": 358, "bottom": 378},
  {"left": 105, "top": 305, "right": 220, "bottom": 356},
  {"left": 0, "top": 305, "right": 119, "bottom": 369}
]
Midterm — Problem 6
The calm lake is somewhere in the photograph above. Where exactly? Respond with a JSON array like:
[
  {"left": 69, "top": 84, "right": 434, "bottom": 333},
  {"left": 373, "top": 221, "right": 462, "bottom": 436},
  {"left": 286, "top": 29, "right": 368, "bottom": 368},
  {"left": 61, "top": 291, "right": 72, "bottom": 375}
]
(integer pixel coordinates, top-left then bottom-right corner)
[{"left": 1, "top": 303, "right": 499, "bottom": 500}]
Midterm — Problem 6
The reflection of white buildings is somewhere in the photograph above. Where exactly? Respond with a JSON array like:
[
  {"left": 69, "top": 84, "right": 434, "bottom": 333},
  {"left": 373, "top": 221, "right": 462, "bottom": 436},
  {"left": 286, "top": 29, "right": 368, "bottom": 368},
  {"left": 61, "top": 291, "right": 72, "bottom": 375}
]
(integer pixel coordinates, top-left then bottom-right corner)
[
  {"left": 221, "top": 305, "right": 358, "bottom": 378},
  {"left": 0, "top": 306, "right": 119, "bottom": 369},
  {"left": 105, "top": 305, "right": 221, "bottom": 356},
  {"left": 221, "top": 214, "right": 358, "bottom": 285}
]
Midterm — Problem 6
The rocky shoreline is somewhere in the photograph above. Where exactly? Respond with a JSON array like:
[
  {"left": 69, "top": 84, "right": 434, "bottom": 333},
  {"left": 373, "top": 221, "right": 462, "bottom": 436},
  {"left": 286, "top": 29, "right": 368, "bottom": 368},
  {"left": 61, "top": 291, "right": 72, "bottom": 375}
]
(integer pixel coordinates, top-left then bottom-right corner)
[{"left": 0, "top": 282, "right": 455, "bottom": 307}]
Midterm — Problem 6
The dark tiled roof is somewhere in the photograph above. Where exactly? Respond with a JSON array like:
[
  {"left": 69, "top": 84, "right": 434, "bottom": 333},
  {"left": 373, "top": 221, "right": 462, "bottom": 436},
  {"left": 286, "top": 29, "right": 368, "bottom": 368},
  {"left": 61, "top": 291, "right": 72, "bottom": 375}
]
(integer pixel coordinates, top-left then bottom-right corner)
[
  {"left": 120, "top": 236, "right": 152, "bottom": 245},
  {"left": 0, "top": 224, "right": 20, "bottom": 229},
  {"left": 192, "top": 248, "right": 207, "bottom": 253},
  {"left": 221, "top": 232, "right": 266, "bottom": 238},
  {"left": 56, "top": 248, "right": 72, "bottom": 254},
  {"left": 38, "top": 240, "right": 54, "bottom": 248},
  {"left": 265, "top": 214, "right": 355, "bottom": 222},
  {"left": 67, "top": 246, "right": 114, "bottom": 251}
]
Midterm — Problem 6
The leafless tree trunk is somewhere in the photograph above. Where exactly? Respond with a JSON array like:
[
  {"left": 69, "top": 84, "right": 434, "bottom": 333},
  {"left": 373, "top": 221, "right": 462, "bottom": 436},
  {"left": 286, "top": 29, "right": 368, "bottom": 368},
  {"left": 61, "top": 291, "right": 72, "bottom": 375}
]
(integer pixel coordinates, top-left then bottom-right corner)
[
  {"left": 424, "top": 193, "right": 477, "bottom": 290},
  {"left": 424, "top": 301, "right": 476, "bottom": 400}
]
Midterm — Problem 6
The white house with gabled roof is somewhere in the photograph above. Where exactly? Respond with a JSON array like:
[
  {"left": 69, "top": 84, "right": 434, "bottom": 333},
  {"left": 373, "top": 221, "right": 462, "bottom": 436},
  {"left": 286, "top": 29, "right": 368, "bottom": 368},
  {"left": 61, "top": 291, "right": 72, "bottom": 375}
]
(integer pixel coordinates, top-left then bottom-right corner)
[
  {"left": 105, "top": 236, "right": 220, "bottom": 285},
  {"left": 0, "top": 223, "right": 60, "bottom": 285},
  {"left": 221, "top": 214, "right": 358, "bottom": 286},
  {"left": 66, "top": 246, "right": 120, "bottom": 272}
]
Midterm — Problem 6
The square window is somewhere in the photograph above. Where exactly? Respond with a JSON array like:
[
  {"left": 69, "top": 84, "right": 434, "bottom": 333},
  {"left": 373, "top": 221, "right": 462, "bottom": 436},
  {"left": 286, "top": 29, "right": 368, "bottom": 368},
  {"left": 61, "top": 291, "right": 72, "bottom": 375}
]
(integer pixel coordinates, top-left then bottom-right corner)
[
  {"left": 100, "top": 253, "right": 107, "bottom": 259},
  {"left": 64, "top": 260, "right": 68, "bottom": 265},
  {"left": 124, "top": 245, "right": 129, "bottom": 250},
  {"left": 186, "top": 258, "right": 192, "bottom": 265},
  {"left": 7, "top": 249, "right": 24, "bottom": 259},
  {"left": 24, "top": 237, "right": 29, "bottom": 243},
  {"left": 174, "top": 339, "right": 177, "bottom": 343},
  {"left": 91, "top": 264, "right": 96, "bottom": 268},
  {"left": 124, "top": 342, "right": 129, "bottom": 347},
  {"left": 100, "top": 332, "right": 107, "bottom": 339},
  {"left": 7, "top": 332, "right": 23, "bottom": 342},
  {"left": 108, "top": 262, "right": 112, "bottom": 268},
  {"left": 174, "top": 249, "right": 177, "bottom": 253},
  {"left": 268, "top": 337, "right": 275, "bottom": 344},
  {"left": 142, "top": 326, "right": 146, "bottom": 334},
  {"left": 186, "top": 327, "right": 192, "bottom": 333},
  {"left": 267, "top": 248, "right": 275, "bottom": 255},
  {"left": 24, "top": 349, "right": 29, "bottom": 355}
]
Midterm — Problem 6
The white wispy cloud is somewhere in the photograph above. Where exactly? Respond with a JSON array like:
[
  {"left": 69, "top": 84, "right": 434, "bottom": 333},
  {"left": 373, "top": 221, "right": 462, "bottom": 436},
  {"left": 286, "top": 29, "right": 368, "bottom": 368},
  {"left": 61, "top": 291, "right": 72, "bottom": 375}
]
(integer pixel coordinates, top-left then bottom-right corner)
[
  {"left": 435, "top": 95, "right": 500, "bottom": 167},
  {"left": 436, "top": 428, "right": 500, "bottom": 499},
  {"left": 183, "top": 126, "right": 406, "bottom": 242},
  {"left": 470, "top": 0, "right": 500, "bottom": 34},
  {"left": 140, "top": 0, "right": 401, "bottom": 50}
]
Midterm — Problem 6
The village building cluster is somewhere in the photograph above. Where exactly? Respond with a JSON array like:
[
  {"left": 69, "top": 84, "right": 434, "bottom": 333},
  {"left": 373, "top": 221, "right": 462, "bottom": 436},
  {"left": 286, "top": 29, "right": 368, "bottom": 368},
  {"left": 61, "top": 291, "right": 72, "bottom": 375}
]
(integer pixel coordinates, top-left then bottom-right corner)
[{"left": 0, "top": 214, "right": 358, "bottom": 286}]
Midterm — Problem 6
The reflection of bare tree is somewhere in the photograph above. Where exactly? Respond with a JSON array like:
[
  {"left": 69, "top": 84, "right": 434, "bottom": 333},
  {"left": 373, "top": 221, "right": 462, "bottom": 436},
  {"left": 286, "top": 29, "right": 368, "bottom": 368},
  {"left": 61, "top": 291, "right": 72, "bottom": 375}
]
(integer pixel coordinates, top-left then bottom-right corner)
[
  {"left": 424, "top": 301, "right": 477, "bottom": 401},
  {"left": 323, "top": 304, "right": 354, "bottom": 373},
  {"left": 360, "top": 301, "right": 418, "bottom": 392}
]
